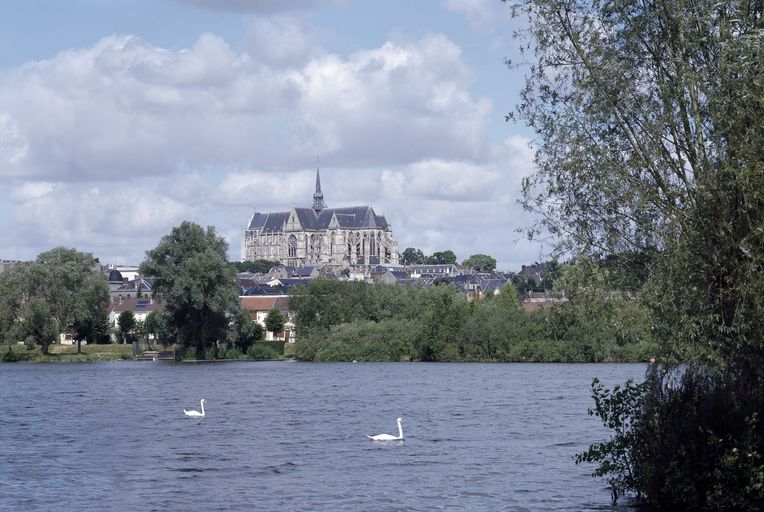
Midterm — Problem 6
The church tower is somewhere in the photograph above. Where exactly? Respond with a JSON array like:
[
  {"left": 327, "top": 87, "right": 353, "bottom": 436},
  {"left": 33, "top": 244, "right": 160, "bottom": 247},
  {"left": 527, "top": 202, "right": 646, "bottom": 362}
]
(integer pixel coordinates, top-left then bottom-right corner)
[{"left": 312, "top": 163, "right": 327, "bottom": 213}]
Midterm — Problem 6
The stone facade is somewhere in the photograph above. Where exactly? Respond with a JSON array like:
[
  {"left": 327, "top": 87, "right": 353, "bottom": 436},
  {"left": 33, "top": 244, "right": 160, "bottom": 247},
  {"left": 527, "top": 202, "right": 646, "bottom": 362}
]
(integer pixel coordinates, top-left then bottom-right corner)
[{"left": 241, "top": 168, "right": 399, "bottom": 268}]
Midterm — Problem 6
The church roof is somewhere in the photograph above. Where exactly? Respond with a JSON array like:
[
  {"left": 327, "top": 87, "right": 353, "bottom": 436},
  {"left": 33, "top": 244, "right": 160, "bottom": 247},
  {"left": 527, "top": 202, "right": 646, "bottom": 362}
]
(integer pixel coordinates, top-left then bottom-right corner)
[
  {"left": 248, "top": 205, "right": 388, "bottom": 231},
  {"left": 248, "top": 211, "right": 290, "bottom": 231}
]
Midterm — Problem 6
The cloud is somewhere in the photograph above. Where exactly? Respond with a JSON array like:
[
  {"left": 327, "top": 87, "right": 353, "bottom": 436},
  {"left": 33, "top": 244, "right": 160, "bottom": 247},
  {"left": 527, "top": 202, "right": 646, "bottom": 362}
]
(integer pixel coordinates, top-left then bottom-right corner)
[
  {"left": 0, "top": 30, "right": 490, "bottom": 182},
  {"left": 442, "top": 0, "right": 507, "bottom": 32},
  {"left": 9, "top": 182, "right": 55, "bottom": 202},
  {"left": 243, "top": 17, "right": 323, "bottom": 66},
  {"left": 0, "top": 27, "right": 541, "bottom": 271}
]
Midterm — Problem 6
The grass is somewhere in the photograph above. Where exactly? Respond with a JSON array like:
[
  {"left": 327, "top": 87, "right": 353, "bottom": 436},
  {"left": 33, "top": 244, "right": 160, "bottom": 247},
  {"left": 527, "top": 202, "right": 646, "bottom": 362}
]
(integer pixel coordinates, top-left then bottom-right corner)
[{"left": 1, "top": 343, "right": 133, "bottom": 362}]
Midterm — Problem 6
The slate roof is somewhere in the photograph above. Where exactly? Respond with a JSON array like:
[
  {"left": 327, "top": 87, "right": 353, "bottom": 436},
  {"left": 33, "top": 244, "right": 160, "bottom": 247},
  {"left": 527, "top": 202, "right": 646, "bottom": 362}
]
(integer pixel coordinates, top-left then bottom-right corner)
[
  {"left": 248, "top": 205, "right": 388, "bottom": 232},
  {"left": 248, "top": 211, "right": 290, "bottom": 232}
]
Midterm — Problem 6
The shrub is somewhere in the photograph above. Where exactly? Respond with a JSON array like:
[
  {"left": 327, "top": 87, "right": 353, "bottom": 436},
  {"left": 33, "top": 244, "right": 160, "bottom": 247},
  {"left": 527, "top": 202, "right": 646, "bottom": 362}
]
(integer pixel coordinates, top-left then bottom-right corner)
[{"left": 247, "top": 343, "right": 280, "bottom": 360}]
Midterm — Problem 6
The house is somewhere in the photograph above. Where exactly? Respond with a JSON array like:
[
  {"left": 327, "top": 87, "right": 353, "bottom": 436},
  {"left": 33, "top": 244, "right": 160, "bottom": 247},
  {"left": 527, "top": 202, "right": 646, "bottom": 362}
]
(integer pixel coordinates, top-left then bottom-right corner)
[
  {"left": 288, "top": 266, "right": 319, "bottom": 278},
  {"left": 0, "top": 259, "right": 23, "bottom": 273},
  {"left": 522, "top": 291, "right": 567, "bottom": 312},
  {"left": 239, "top": 296, "right": 295, "bottom": 342},
  {"left": 109, "top": 297, "right": 164, "bottom": 329},
  {"left": 409, "top": 264, "right": 462, "bottom": 278}
]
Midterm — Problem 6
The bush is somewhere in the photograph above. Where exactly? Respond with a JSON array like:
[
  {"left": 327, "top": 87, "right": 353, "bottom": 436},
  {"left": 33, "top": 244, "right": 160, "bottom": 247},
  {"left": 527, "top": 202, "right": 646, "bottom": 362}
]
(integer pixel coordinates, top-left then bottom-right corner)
[
  {"left": 2, "top": 346, "right": 22, "bottom": 362},
  {"left": 223, "top": 346, "right": 245, "bottom": 360},
  {"left": 577, "top": 364, "right": 764, "bottom": 509},
  {"left": 247, "top": 343, "right": 281, "bottom": 360}
]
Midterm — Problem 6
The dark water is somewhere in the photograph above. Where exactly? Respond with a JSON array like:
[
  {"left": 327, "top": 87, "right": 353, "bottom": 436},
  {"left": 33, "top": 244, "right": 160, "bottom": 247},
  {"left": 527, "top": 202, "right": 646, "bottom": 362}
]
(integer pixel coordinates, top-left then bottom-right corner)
[{"left": 1, "top": 362, "right": 647, "bottom": 511}]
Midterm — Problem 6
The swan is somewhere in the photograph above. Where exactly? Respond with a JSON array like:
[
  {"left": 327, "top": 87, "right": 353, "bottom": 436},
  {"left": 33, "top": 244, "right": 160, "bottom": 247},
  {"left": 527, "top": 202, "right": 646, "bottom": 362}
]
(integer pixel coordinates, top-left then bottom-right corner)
[
  {"left": 184, "top": 399, "right": 206, "bottom": 417},
  {"left": 367, "top": 417, "right": 403, "bottom": 441}
]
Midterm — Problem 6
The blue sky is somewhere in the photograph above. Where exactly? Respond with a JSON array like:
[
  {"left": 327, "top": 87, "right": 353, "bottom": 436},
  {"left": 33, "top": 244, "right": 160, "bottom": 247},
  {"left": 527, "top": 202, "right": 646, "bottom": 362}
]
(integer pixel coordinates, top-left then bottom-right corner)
[{"left": 0, "top": 0, "right": 543, "bottom": 271}]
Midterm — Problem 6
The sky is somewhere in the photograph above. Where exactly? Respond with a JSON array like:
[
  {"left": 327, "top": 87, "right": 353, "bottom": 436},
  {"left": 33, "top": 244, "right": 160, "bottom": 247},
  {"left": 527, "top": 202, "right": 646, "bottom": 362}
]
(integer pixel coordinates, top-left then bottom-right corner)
[{"left": 0, "top": 0, "right": 544, "bottom": 272}]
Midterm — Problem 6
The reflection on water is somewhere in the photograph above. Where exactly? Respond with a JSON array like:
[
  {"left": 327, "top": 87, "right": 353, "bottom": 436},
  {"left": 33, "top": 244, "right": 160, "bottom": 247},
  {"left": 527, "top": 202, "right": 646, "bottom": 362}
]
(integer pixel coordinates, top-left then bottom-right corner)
[{"left": 0, "top": 361, "right": 646, "bottom": 511}]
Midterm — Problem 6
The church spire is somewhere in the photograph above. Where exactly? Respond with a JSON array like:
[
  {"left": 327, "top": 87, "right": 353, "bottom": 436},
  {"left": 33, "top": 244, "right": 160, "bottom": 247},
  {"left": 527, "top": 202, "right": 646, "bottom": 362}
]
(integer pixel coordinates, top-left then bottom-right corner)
[{"left": 312, "top": 156, "right": 326, "bottom": 213}]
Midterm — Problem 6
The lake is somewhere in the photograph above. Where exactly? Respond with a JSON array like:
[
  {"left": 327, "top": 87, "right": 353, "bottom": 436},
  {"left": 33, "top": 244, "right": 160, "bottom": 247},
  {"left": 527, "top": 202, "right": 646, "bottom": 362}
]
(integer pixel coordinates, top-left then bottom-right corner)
[{"left": 0, "top": 362, "right": 647, "bottom": 511}]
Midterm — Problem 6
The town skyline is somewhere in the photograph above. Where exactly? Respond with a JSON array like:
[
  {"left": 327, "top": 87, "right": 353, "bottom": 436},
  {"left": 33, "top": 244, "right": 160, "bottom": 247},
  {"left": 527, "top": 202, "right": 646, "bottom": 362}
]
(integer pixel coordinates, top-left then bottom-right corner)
[{"left": 0, "top": 0, "right": 542, "bottom": 270}]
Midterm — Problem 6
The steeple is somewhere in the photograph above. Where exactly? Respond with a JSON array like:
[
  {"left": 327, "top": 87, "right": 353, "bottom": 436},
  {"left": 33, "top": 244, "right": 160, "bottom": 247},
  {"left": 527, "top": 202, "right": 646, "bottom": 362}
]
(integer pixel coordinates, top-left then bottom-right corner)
[{"left": 312, "top": 157, "right": 326, "bottom": 213}]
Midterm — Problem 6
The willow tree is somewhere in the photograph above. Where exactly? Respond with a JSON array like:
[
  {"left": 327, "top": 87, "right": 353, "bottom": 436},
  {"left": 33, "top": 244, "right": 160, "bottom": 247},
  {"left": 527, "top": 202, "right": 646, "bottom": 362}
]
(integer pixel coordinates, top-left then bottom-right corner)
[
  {"left": 140, "top": 222, "right": 239, "bottom": 360},
  {"left": 511, "top": 0, "right": 763, "bottom": 361},
  {"left": 509, "top": 0, "right": 764, "bottom": 506}
]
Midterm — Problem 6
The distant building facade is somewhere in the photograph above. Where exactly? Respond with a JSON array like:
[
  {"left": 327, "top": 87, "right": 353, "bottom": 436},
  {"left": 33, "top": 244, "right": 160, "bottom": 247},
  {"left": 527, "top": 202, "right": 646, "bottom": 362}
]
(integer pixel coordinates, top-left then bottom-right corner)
[{"left": 241, "top": 167, "right": 399, "bottom": 268}]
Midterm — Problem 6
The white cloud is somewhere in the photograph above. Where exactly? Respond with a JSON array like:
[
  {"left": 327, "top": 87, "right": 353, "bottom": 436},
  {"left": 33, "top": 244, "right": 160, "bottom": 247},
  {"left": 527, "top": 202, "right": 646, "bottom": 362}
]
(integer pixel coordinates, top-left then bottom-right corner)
[
  {"left": 10, "top": 182, "right": 54, "bottom": 201},
  {"left": 443, "top": 0, "right": 507, "bottom": 32},
  {"left": 0, "top": 27, "right": 542, "bottom": 271},
  {"left": 244, "top": 17, "right": 322, "bottom": 66},
  {"left": 0, "top": 31, "right": 490, "bottom": 182}
]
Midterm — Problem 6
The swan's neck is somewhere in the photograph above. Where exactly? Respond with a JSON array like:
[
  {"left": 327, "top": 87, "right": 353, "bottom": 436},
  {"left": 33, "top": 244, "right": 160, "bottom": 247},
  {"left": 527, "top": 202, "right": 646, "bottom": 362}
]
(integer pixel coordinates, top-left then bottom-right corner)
[
  {"left": 397, "top": 420, "right": 403, "bottom": 438},
  {"left": 200, "top": 401, "right": 205, "bottom": 415}
]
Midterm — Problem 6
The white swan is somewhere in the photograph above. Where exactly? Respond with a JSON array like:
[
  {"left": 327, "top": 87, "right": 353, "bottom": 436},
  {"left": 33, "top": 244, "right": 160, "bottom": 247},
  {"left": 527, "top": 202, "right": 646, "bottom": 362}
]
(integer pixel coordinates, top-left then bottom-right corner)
[
  {"left": 184, "top": 399, "right": 206, "bottom": 417},
  {"left": 367, "top": 417, "right": 403, "bottom": 441}
]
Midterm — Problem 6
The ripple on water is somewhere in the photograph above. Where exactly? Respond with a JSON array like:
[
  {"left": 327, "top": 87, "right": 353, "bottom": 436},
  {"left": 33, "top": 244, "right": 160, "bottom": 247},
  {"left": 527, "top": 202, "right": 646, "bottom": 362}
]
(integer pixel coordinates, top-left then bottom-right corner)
[{"left": 0, "top": 361, "right": 647, "bottom": 512}]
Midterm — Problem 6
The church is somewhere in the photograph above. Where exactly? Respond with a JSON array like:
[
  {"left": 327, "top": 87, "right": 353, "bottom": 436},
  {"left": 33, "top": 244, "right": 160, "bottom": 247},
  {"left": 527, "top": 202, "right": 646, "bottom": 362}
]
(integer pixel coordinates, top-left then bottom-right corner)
[{"left": 241, "top": 168, "right": 399, "bottom": 268}]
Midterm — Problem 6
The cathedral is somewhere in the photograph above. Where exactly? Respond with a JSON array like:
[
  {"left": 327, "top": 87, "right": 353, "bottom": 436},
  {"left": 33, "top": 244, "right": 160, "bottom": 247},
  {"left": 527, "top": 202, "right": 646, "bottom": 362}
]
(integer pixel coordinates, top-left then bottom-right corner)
[{"left": 241, "top": 168, "right": 399, "bottom": 268}]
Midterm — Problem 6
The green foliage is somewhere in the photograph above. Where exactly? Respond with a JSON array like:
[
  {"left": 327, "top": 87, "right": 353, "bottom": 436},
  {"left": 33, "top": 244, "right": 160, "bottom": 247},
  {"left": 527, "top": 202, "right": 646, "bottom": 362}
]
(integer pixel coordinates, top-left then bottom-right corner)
[
  {"left": 462, "top": 254, "right": 497, "bottom": 272},
  {"left": 140, "top": 221, "right": 239, "bottom": 360},
  {"left": 0, "top": 247, "right": 106, "bottom": 352},
  {"left": 143, "top": 311, "right": 159, "bottom": 340},
  {"left": 578, "top": 366, "right": 764, "bottom": 509},
  {"left": 72, "top": 272, "right": 110, "bottom": 351},
  {"left": 400, "top": 247, "right": 426, "bottom": 265},
  {"left": 426, "top": 250, "right": 457, "bottom": 265},
  {"left": 575, "top": 378, "right": 648, "bottom": 502},
  {"left": 228, "top": 307, "right": 263, "bottom": 352},
  {"left": 2, "top": 346, "right": 22, "bottom": 362},
  {"left": 20, "top": 299, "right": 58, "bottom": 355},
  {"left": 264, "top": 308, "right": 285, "bottom": 334},
  {"left": 292, "top": 277, "right": 653, "bottom": 363},
  {"left": 247, "top": 341, "right": 283, "bottom": 360},
  {"left": 117, "top": 311, "right": 136, "bottom": 343},
  {"left": 297, "top": 319, "right": 417, "bottom": 362},
  {"left": 233, "top": 259, "right": 281, "bottom": 274},
  {"left": 512, "top": 0, "right": 764, "bottom": 506}
]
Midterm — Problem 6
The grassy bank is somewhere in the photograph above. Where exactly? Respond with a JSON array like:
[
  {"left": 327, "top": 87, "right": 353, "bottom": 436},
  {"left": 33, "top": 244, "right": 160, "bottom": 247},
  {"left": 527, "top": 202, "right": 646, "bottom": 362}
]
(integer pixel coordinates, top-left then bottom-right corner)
[{"left": 1, "top": 343, "right": 133, "bottom": 362}]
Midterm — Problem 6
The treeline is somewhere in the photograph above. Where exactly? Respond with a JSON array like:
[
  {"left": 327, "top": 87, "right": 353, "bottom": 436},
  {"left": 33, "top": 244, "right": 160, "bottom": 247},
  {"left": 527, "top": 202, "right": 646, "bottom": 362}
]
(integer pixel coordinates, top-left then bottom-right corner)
[
  {"left": 0, "top": 224, "right": 281, "bottom": 362},
  {"left": 290, "top": 270, "right": 656, "bottom": 363}
]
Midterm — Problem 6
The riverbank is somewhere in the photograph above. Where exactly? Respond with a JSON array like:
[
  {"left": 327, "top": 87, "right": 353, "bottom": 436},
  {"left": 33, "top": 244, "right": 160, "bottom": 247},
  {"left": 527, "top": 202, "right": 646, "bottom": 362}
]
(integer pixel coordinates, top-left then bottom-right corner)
[
  {"left": 1, "top": 341, "right": 296, "bottom": 363},
  {"left": 2, "top": 343, "right": 133, "bottom": 362}
]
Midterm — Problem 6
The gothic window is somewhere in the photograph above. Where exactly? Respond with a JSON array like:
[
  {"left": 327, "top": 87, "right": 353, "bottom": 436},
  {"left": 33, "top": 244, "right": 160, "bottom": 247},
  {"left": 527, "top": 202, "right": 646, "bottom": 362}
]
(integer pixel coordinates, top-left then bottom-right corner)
[
  {"left": 288, "top": 235, "right": 297, "bottom": 257},
  {"left": 369, "top": 235, "right": 375, "bottom": 256}
]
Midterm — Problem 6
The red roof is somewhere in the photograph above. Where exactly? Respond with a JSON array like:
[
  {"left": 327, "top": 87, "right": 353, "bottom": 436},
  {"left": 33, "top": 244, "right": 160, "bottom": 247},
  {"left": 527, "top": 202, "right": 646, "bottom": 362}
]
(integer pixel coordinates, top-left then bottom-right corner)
[{"left": 240, "top": 296, "right": 290, "bottom": 312}]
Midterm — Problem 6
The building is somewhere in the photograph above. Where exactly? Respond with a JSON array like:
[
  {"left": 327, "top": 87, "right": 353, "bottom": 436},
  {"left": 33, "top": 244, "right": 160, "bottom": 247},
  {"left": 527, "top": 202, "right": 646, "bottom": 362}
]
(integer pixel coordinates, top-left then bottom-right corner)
[
  {"left": 241, "top": 166, "right": 399, "bottom": 268},
  {"left": 239, "top": 296, "right": 294, "bottom": 342}
]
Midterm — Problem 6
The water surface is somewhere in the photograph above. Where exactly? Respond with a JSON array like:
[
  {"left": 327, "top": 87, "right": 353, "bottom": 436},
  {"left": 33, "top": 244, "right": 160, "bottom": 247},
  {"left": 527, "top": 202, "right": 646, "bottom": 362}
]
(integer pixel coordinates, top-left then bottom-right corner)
[{"left": 1, "top": 362, "right": 646, "bottom": 511}]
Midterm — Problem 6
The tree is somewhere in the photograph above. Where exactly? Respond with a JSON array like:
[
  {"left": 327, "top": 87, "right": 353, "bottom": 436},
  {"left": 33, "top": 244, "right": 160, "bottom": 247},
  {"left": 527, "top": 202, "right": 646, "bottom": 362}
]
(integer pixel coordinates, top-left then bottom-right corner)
[
  {"left": 426, "top": 250, "right": 457, "bottom": 265},
  {"left": 117, "top": 311, "right": 136, "bottom": 344},
  {"left": 143, "top": 310, "right": 159, "bottom": 343},
  {"left": 511, "top": 0, "right": 764, "bottom": 506},
  {"left": 400, "top": 247, "right": 426, "bottom": 265},
  {"left": 140, "top": 221, "right": 240, "bottom": 360},
  {"left": 71, "top": 272, "right": 110, "bottom": 352},
  {"left": 0, "top": 248, "right": 105, "bottom": 351},
  {"left": 229, "top": 307, "right": 263, "bottom": 352},
  {"left": 233, "top": 259, "right": 281, "bottom": 274},
  {"left": 462, "top": 254, "right": 497, "bottom": 272},
  {"left": 265, "top": 308, "right": 285, "bottom": 335},
  {"left": 19, "top": 299, "right": 57, "bottom": 354}
]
